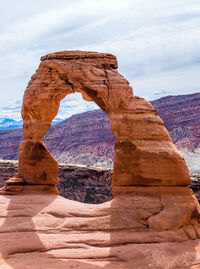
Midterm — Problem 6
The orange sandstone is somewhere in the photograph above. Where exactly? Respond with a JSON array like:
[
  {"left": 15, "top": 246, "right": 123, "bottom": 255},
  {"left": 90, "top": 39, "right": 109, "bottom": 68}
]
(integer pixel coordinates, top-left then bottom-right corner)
[
  {"left": 15, "top": 51, "right": 191, "bottom": 186},
  {"left": 0, "top": 51, "right": 199, "bottom": 269}
]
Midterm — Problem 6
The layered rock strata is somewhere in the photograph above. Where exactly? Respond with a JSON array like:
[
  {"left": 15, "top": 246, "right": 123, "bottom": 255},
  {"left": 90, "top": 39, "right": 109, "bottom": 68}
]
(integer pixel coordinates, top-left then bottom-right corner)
[{"left": 0, "top": 51, "right": 199, "bottom": 268}]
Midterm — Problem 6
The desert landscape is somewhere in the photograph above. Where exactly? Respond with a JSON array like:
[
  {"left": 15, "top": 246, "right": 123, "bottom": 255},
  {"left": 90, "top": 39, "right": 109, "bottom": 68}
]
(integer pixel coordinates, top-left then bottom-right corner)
[
  {"left": 1, "top": 92, "right": 199, "bottom": 207},
  {"left": 1, "top": 1, "right": 200, "bottom": 268},
  {"left": 0, "top": 51, "right": 199, "bottom": 269}
]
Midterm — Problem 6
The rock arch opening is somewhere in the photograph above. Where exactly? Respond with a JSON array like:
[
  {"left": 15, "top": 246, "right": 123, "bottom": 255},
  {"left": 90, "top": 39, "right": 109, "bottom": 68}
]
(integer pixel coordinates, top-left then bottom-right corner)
[
  {"left": 43, "top": 92, "right": 115, "bottom": 204},
  {"left": 44, "top": 92, "right": 114, "bottom": 168}
]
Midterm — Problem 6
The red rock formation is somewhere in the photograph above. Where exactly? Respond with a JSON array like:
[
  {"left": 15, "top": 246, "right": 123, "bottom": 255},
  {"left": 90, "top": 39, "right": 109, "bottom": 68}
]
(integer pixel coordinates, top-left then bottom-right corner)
[
  {"left": 0, "top": 51, "right": 199, "bottom": 268},
  {"left": 4, "top": 51, "right": 191, "bottom": 187}
]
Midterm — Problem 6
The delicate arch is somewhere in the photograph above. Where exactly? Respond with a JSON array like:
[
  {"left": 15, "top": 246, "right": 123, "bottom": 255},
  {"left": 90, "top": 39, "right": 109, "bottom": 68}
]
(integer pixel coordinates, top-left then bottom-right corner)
[{"left": 16, "top": 51, "right": 190, "bottom": 188}]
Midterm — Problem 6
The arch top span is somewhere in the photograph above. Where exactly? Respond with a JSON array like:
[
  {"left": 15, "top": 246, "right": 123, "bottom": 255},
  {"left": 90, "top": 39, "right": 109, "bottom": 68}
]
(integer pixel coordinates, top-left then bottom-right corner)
[
  {"left": 21, "top": 50, "right": 133, "bottom": 139},
  {"left": 8, "top": 50, "right": 191, "bottom": 189},
  {"left": 40, "top": 50, "right": 118, "bottom": 69}
]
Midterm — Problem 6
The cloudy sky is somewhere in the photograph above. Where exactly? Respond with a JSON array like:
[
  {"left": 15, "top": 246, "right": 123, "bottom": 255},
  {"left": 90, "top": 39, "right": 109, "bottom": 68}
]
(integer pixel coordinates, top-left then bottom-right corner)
[{"left": 0, "top": 0, "right": 200, "bottom": 120}]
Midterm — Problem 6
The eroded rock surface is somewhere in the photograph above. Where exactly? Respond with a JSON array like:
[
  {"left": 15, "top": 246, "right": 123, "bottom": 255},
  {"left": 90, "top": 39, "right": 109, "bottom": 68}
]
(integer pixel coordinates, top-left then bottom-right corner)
[
  {"left": 0, "top": 192, "right": 200, "bottom": 269},
  {"left": 3, "top": 50, "right": 191, "bottom": 188},
  {"left": 0, "top": 51, "right": 199, "bottom": 268}
]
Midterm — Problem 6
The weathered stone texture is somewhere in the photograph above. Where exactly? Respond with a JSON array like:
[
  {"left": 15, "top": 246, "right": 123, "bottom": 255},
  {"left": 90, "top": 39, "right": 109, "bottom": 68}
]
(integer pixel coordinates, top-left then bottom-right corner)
[
  {"left": 13, "top": 51, "right": 191, "bottom": 187},
  {"left": 0, "top": 51, "right": 199, "bottom": 268},
  {"left": 0, "top": 193, "right": 199, "bottom": 268},
  {"left": 18, "top": 140, "right": 59, "bottom": 185}
]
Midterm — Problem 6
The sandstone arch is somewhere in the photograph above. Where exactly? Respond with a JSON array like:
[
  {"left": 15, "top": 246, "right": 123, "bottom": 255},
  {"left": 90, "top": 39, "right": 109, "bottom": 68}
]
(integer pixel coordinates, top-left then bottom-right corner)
[
  {"left": 1, "top": 51, "right": 200, "bottom": 268},
  {"left": 9, "top": 50, "right": 191, "bottom": 189}
]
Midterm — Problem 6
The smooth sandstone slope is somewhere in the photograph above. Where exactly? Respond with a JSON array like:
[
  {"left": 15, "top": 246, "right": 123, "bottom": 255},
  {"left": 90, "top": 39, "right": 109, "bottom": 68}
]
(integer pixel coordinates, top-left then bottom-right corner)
[
  {"left": 0, "top": 51, "right": 200, "bottom": 269},
  {"left": 0, "top": 190, "right": 200, "bottom": 269}
]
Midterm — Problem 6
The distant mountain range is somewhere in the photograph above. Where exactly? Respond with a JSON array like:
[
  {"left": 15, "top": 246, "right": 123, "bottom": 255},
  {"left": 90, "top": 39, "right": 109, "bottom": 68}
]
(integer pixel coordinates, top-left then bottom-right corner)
[
  {"left": 151, "top": 92, "right": 200, "bottom": 150},
  {"left": 0, "top": 93, "right": 199, "bottom": 170},
  {"left": 0, "top": 117, "right": 63, "bottom": 130},
  {"left": 0, "top": 118, "right": 23, "bottom": 130}
]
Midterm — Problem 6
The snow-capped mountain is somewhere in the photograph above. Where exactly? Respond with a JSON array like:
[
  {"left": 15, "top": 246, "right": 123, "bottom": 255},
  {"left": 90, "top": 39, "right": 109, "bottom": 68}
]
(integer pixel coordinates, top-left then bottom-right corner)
[
  {"left": 0, "top": 118, "right": 23, "bottom": 130},
  {"left": 0, "top": 118, "right": 63, "bottom": 130}
]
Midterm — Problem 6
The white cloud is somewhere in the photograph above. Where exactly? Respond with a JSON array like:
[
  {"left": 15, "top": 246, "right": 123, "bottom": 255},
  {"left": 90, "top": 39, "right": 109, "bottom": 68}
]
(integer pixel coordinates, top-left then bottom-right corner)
[
  {"left": 0, "top": 0, "right": 200, "bottom": 119},
  {"left": 57, "top": 93, "right": 98, "bottom": 119},
  {"left": 132, "top": 64, "right": 200, "bottom": 100},
  {"left": 0, "top": 100, "right": 22, "bottom": 120},
  {"left": 0, "top": 93, "right": 98, "bottom": 121},
  {"left": 79, "top": 16, "right": 200, "bottom": 75},
  {"left": 0, "top": 0, "right": 137, "bottom": 50}
]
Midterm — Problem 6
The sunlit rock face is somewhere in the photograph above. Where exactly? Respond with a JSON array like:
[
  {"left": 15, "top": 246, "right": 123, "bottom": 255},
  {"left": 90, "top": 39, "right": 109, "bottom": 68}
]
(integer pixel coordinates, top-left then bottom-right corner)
[
  {"left": 3, "top": 50, "right": 191, "bottom": 188},
  {"left": 0, "top": 51, "right": 199, "bottom": 269}
]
